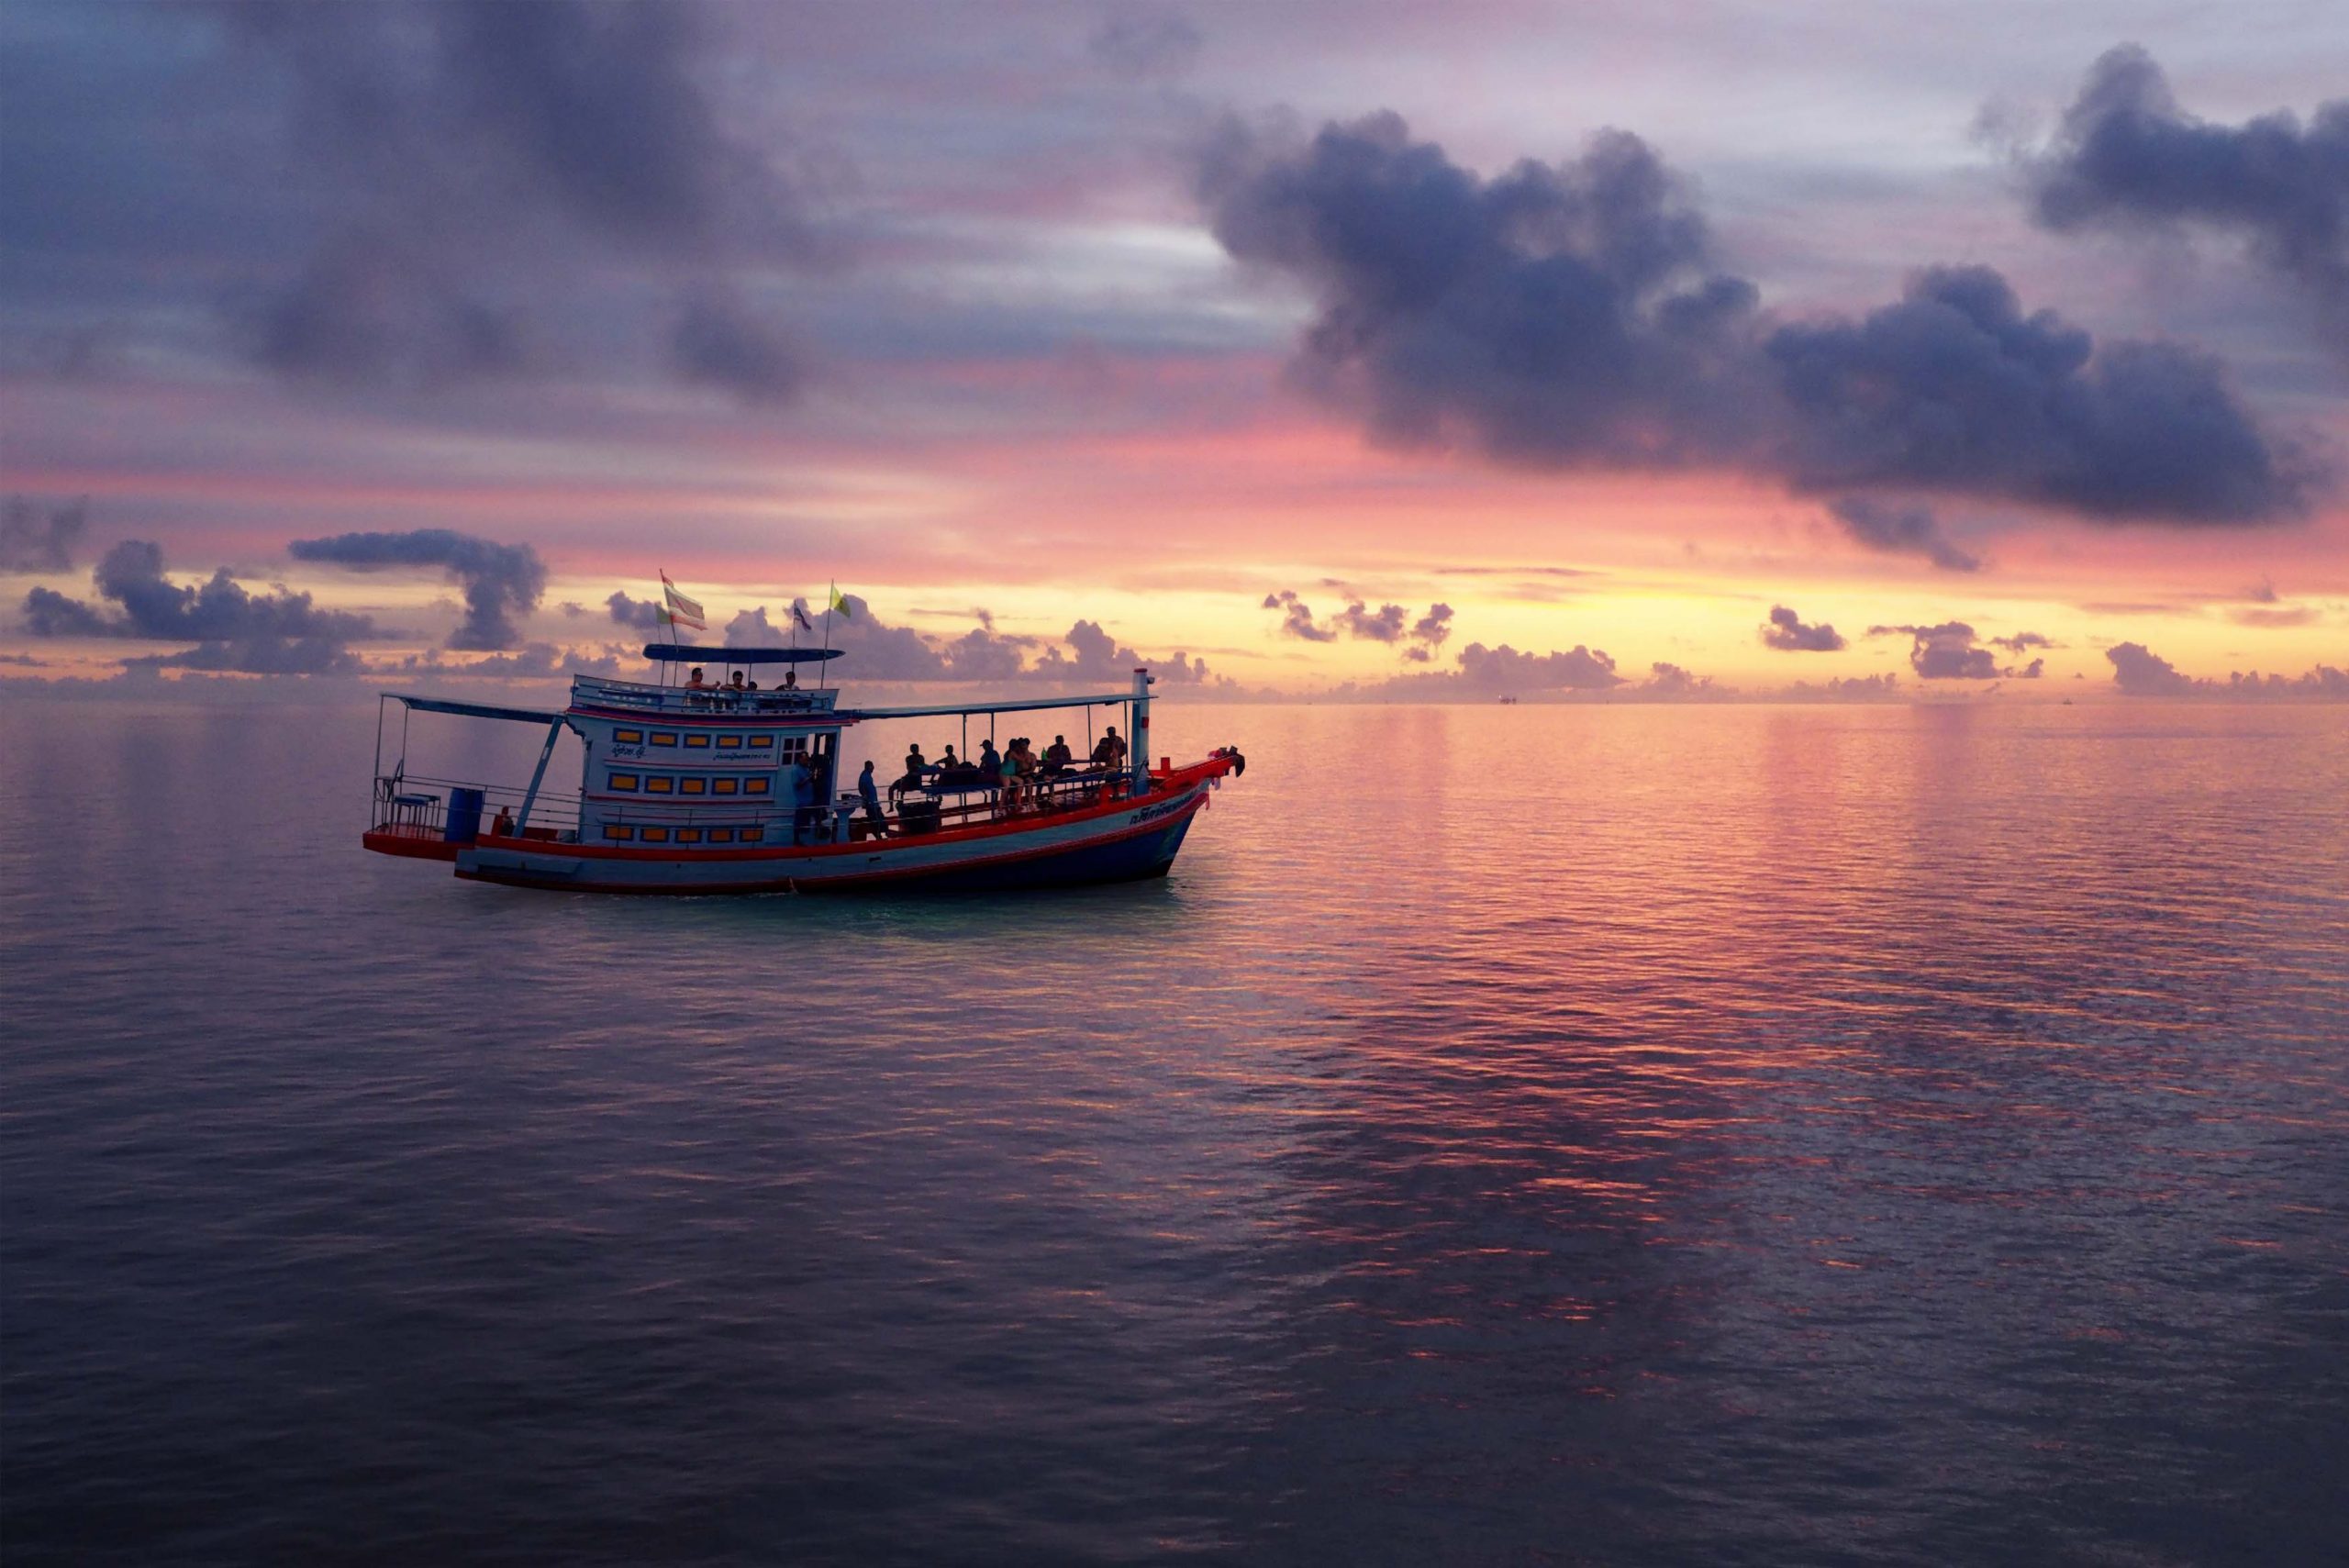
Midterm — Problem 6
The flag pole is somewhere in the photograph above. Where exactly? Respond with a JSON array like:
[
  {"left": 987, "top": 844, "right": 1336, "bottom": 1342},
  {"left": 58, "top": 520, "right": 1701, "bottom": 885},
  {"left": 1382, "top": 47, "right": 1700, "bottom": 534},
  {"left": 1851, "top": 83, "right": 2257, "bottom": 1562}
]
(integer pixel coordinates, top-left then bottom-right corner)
[{"left": 819, "top": 580, "right": 835, "bottom": 693}]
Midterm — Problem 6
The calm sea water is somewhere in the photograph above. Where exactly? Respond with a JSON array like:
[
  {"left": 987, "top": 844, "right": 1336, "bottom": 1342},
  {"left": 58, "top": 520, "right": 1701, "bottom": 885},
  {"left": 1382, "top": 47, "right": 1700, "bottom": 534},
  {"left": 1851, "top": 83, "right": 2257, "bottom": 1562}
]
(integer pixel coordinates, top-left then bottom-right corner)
[{"left": 3, "top": 697, "right": 2345, "bottom": 1566}]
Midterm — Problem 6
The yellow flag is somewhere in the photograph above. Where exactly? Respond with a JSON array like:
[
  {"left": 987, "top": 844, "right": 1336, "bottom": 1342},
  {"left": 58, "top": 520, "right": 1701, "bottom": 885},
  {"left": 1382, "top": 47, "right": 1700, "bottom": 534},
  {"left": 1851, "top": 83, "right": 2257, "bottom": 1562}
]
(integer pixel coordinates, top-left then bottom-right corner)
[{"left": 828, "top": 584, "right": 852, "bottom": 621}]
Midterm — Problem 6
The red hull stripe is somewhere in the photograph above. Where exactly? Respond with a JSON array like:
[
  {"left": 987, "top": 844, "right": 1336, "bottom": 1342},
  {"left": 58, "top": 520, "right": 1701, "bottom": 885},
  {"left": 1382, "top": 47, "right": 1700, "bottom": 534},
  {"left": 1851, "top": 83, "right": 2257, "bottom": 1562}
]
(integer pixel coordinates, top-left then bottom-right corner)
[{"left": 469, "top": 759, "right": 1230, "bottom": 864}]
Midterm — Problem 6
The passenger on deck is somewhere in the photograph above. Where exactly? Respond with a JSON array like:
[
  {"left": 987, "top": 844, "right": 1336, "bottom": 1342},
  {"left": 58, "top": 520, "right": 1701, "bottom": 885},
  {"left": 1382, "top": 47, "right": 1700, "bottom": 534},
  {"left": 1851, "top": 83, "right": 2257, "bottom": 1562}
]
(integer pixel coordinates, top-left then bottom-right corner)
[
  {"left": 686, "top": 667, "right": 709, "bottom": 689},
  {"left": 894, "top": 744, "right": 928, "bottom": 802},
  {"left": 976, "top": 739, "right": 1001, "bottom": 780},
  {"left": 491, "top": 805, "right": 516, "bottom": 837},
  {"left": 1043, "top": 735, "right": 1073, "bottom": 774},
  {"left": 782, "top": 670, "right": 798, "bottom": 690},
  {"left": 779, "top": 757, "right": 811, "bottom": 842},
  {"left": 1093, "top": 726, "right": 1127, "bottom": 770},
  {"left": 728, "top": 671, "right": 748, "bottom": 693},
  {"left": 998, "top": 744, "right": 1023, "bottom": 813},
  {"left": 858, "top": 760, "right": 889, "bottom": 837}
]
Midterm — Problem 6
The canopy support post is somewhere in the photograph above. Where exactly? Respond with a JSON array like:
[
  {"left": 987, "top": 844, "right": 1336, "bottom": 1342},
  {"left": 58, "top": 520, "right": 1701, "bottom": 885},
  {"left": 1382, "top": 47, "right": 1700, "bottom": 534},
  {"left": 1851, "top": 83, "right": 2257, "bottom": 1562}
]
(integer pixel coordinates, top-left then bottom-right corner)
[
  {"left": 1130, "top": 666, "right": 1152, "bottom": 795},
  {"left": 514, "top": 717, "right": 566, "bottom": 835}
]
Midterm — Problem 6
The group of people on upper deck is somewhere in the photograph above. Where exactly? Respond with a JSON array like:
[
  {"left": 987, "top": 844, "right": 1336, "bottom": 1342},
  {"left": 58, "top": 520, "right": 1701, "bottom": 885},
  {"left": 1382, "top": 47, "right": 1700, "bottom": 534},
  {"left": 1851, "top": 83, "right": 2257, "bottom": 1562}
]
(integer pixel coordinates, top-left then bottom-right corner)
[{"left": 681, "top": 665, "right": 797, "bottom": 697}]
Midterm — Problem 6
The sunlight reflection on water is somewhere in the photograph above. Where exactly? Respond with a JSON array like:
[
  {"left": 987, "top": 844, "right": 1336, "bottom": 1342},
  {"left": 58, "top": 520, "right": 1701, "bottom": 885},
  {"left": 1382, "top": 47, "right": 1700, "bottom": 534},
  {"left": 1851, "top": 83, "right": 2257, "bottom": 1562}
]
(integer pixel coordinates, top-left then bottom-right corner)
[{"left": 3, "top": 699, "right": 2344, "bottom": 1565}]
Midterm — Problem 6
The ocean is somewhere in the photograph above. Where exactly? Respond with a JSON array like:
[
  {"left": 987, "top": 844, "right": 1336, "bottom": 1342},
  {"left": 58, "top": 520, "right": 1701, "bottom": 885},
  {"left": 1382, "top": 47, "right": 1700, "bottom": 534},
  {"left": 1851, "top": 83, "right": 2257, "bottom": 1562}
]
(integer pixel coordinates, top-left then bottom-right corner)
[{"left": 3, "top": 697, "right": 2344, "bottom": 1565}]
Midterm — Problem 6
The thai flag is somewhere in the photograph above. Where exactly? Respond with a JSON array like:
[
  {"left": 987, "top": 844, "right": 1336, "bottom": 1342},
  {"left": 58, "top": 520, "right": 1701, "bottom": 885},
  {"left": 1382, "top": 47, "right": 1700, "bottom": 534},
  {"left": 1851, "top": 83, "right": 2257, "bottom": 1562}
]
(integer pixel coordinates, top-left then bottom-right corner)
[{"left": 659, "top": 572, "right": 706, "bottom": 630}]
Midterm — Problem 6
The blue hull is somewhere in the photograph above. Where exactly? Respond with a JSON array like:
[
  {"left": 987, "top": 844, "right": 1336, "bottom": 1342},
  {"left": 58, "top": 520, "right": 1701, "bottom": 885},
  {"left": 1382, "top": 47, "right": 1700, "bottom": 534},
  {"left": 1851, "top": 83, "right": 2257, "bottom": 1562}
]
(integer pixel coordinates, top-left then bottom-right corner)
[{"left": 805, "top": 813, "right": 1198, "bottom": 895}]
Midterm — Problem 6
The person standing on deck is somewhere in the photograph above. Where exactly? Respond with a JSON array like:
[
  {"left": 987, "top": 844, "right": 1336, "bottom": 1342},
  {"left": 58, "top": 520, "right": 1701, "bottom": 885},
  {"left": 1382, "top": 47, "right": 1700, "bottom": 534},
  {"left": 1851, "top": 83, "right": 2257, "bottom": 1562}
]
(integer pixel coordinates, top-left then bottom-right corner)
[{"left": 857, "top": 760, "right": 889, "bottom": 838}]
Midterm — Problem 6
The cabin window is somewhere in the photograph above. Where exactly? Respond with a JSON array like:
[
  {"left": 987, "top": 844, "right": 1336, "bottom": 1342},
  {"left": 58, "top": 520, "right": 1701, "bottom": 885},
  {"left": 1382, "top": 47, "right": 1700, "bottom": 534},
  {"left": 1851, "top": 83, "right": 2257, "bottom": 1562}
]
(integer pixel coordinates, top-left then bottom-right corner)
[
  {"left": 604, "top": 824, "right": 636, "bottom": 841},
  {"left": 685, "top": 733, "right": 712, "bottom": 749},
  {"left": 747, "top": 735, "right": 774, "bottom": 750},
  {"left": 717, "top": 735, "right": 742, "bottom": 750},
  {"left": 640, "top": 827, "right": 671, "bottom": 843},
  {"left": 651, "top": 732, "right": 678, "bottom": 747},
  {"left": 645, "top": 776, "right": 674, "bottom": 795},
  {"left": 680, "top": 777, "right": 707, "bottom": 795},
  {"left": 613, "top": 728, "right": 643, "bottom": 744},
  {"left": 782, "top": 737, "right": 808, "bottom": 759},
  {"left": 713, "top": 777, "right": 740, "bottom": 795},
  {"left": 607, "top": 773, "right": 640, "bottom": 792},
  {"left": 676, "top": 828, "right": 703, "bottom": 844},
  {"left": 743, "top": 777, "right": 771, "bottom": 796},
  {"left": 708, "top": 828, "right": 734, "bottom": 844}
]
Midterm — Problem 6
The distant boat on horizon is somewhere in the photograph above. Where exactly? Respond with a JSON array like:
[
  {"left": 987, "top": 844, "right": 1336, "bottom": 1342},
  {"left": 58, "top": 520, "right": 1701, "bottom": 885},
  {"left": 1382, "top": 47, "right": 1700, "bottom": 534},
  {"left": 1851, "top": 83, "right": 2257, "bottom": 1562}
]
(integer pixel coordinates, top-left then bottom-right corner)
[{"left": 362, "top": 645, "right": 1243, "bottom": 895}]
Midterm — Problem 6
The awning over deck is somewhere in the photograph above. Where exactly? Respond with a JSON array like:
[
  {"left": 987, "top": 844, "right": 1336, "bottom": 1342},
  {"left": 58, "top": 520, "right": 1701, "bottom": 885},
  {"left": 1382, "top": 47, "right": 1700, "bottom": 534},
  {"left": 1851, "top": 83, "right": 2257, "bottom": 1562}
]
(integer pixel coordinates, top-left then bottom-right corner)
[
  {"left": 388, "top": 694, "right": 565, "bottom": 725},
  {"left": 641, "top": 644, "right": 846, "bottom": 665},
  {"left": 846, "top": 692, "right": 1130, "bottom": 720}
]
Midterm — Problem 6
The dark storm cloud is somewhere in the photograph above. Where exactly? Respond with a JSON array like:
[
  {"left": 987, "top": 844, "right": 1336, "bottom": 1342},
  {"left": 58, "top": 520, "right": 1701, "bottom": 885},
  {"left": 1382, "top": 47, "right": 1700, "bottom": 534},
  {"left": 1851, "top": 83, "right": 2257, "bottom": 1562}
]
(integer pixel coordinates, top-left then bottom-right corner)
[
  {"left": 2030, "top": 46, "right": 2349, "bottom": 323},
  {"left": 1770, "top": 267, "right": 2305, "bottom": 523},
  {"left": 1825, "top": 497, "right": 1980, "bottom": 572},
  {"left": 288, "top": 528, "right": 546, "bottom": 651},
  {"left": 1, "top": 497, "right": 88, "bottom": 573},
  {"left": 1760, "top": 604, "right": 1846, "bottom": 651},
  {"left": 1867, "top": 620, "right": 1998, "bottom": 680},
  {"left": 607, "top": 590, "right": 663, "bottom": 629},
  {"left": 669, "top": 292, "right": 806, "bottom": 406},
  {"left": 1199, "top": 111, "right": 1765, "bottom": 469},
  {"left": 1088, "top": 10, "right": 1203, "bottom": 81},
  {"left": 199, "top": 0, "right": 831, "bottom": 399},
  {"left": 1199, "top": 112, "right": 2317, "bottom": 527},
  {"left": 1454, "top": 640, "right": 1620, "bottom": 690},
  {"left": 131, "top": 635, "right": 365, "bottom": 677}
]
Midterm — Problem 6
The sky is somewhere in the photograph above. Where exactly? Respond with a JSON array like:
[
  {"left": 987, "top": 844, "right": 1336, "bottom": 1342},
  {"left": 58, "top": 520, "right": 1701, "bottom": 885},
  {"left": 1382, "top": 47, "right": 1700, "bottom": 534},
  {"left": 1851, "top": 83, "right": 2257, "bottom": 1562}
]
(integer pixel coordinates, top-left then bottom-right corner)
[{"left": 3, "top": 0, "right": 2344, "bottom": 699}]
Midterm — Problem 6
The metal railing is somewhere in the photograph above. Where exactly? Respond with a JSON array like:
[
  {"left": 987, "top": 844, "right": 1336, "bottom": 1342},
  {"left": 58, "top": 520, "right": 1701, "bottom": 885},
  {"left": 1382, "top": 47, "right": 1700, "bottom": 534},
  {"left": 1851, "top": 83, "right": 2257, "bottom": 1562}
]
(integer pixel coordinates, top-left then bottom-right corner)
[
  {"left": 370, "top": 773, "right": 584, "bottom": 842},
  {"left": 568, "top": 674, "right": 840, "bottom": 717}
]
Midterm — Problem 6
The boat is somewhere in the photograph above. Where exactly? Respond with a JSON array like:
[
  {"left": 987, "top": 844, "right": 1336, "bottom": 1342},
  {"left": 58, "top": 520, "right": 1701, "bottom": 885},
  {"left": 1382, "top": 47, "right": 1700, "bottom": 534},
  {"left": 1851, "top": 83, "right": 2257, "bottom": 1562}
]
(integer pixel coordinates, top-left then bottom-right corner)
[{"left": 362, "top": 643, "right": 1245, "bottom": 894}]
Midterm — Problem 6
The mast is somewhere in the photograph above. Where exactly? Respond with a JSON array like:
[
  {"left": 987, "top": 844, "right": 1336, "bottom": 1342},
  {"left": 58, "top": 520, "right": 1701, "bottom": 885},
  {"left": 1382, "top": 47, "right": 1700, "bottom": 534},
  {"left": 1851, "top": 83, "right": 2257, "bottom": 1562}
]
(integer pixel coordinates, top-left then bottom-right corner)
[{"left": 1130, "top": 665, "right": 1152, "bottom": 795}]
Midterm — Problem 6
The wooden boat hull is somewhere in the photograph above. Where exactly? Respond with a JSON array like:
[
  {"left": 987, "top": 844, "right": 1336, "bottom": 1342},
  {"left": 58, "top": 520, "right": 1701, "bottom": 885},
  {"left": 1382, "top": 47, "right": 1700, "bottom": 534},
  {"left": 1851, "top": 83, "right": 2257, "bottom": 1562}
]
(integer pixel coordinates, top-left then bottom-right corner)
[{"left": 448, "top": 776, "right": 1213, "bottom": 895}]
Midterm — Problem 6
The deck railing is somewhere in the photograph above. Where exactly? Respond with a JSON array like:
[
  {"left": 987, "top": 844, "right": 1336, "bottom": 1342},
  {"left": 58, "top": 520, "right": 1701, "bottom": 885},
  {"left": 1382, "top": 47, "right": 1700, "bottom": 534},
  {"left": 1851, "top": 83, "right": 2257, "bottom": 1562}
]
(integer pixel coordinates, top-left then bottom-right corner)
[{"left": 568, "top": 674, "right": 840, "bottom": 717}]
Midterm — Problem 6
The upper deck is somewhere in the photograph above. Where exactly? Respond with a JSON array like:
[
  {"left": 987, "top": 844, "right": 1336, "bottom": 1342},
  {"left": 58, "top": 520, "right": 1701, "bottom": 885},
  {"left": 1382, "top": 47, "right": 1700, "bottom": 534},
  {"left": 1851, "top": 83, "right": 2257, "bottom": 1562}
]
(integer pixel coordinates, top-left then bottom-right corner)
[{"left": 567, "top": 673, "right": 841, "bottom": 721}]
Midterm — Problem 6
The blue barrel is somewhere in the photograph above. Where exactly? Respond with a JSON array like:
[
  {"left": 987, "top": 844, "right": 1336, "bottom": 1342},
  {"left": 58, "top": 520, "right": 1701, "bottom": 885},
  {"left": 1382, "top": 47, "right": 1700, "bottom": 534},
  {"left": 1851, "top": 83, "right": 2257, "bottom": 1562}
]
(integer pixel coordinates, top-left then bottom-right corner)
[{"left": 445, "top": 786, "right": 485, "bottom": 843}]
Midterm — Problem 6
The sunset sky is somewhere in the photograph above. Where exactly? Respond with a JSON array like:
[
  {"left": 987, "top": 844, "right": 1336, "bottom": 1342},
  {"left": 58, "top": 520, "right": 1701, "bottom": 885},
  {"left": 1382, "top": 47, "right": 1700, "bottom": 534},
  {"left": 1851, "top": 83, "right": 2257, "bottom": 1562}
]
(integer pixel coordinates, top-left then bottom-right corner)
[{"left": 3, "top": 0, "right": 2343, "bottom": 696}]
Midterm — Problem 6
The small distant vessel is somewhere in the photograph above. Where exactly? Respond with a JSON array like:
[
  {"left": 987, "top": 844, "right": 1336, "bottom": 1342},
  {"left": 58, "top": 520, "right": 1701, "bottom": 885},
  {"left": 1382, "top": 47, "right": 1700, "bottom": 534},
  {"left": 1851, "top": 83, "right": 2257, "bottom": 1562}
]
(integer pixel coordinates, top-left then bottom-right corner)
[
  {"left": 364, "top": 644, "right": 1243, "bottom": 894},
  {"left": 1497, "top": 695, "right": 1519, "bottom": 705}
]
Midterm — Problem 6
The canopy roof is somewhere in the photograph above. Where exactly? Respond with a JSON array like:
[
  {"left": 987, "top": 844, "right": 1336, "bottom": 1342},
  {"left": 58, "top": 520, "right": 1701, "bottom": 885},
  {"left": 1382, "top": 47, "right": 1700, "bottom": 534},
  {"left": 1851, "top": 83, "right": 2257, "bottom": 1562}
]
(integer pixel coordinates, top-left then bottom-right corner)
[
  {"left": 642, "top": 643, "right": 845, "bottom": 665},
  {"left": 389, "top": 694, "right": 563, "bottom": 725},
  {"left": 850, "top": 693, "right": 1130, "bottom": 720}
]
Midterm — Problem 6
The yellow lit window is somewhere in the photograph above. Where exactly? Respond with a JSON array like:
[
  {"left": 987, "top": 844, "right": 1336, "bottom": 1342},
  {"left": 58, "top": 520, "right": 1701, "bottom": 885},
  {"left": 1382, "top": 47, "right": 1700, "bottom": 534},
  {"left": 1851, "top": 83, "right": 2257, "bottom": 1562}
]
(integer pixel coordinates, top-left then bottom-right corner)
[
  {"left": 681, "top": 777, "right": 707, "bottom": 795},
  {"left": 607, "top": 773, "right": 640, "bottom": 792},
  {"left": 677, "top": 828, "right": 702, "bottom": 843},
  {"left": 640, "top": 827, "right": 670, "bottom": 843},
  {"left": 614, "top": 728, "right": 643, "bottom": 744},
  {"left": 743, "top": 777, "right": 770, "bottom": 796},
  {"left": 747, "top": 735, "right": 774, "bottom": 750},
  {"left": 645, "top": 776, "right": 674, "bottom": 795},
  {"left": 713, "top": 777, "right": 740, "bottom": 795},
  {"left": 685, "top": 734, "right": 712, "bottom": 749},
  {"left": 718, "top": 735, "right": 742, "bottom": 750},
  {"left": 604, "top": 824, "right": 636, "bottom": 841},
  {"left": 708, "top": 828, "right": 733, "bottom": 844},
  {"left": 652, "top": 732, "right": 678, "bottom": 747}
]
